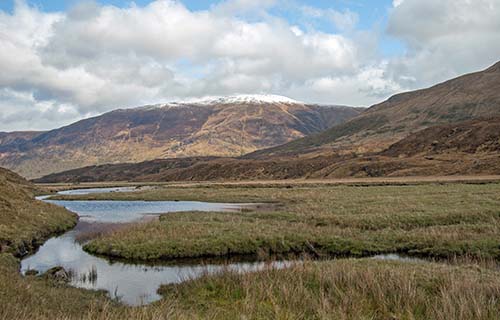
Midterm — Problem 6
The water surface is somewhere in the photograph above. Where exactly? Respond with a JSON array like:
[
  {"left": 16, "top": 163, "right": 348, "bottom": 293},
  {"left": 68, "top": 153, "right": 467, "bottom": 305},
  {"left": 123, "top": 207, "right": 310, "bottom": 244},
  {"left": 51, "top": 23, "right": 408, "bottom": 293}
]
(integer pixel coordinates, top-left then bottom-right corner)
[{"left": 22, "top": 188, "right": 285, "bottom": 305}]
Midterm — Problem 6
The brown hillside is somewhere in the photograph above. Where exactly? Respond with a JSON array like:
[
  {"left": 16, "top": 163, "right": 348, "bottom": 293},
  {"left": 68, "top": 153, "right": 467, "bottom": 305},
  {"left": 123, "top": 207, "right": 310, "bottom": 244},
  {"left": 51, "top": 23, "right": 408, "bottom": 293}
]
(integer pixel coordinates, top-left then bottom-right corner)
[
  {"left": 248, "top": 61, "right": 500, "bottom": 159},
  {"left": 35, "top": 117, "right": 500, "bottom": 183},
  {"left": 0, "top": 99, "right": 359, "bottom": 179},
  {"left": 383, "top": 117, "right": 500, "bottom": 156},
  {"left": 0, "top": 131, "right": 44, "bottom": 146}
]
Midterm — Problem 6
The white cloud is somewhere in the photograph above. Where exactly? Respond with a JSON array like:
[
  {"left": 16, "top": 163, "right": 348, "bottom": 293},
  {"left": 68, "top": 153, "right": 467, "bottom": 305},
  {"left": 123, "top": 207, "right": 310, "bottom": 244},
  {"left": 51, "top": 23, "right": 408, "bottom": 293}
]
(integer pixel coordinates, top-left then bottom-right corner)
[
  {"left": 300, "top": 5, "right": 359, "bottom": 31},
  {"left": 0, "top": 0, "right": 499, "bottom": 131},
  {"left": 0, "top": 88, "right": 84, "bottom": 131},
  {"left": 392, "top": 0, "right": 404, "bottom": 7},
  {"left": 0, "top": 0, "right": 381, "bottom": 131},
  {"left": 386, "top": 0, "right": 500, "bottom": 87},
  {"left": 286, "top": 63, "right": 404, "bottom": 105}
]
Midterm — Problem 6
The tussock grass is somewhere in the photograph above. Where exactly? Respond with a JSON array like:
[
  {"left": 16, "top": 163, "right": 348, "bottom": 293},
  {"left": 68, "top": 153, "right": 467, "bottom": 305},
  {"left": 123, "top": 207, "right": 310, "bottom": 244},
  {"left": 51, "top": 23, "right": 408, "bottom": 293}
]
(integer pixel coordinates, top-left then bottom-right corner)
[
  {"left": 0, "top": 168, "right": 77, "bottom": 256},
  {"left": 3, "top": 254, "right": 500, "bottom": 319},
  {"left": 3, "top": 172, "right": 500, "bottom": 319},
  {"left": 159, "top": 259, "right": 500, "bottom": 319},
  {"left": 81, "top": 183, "right": 500, "bottom": 261}
]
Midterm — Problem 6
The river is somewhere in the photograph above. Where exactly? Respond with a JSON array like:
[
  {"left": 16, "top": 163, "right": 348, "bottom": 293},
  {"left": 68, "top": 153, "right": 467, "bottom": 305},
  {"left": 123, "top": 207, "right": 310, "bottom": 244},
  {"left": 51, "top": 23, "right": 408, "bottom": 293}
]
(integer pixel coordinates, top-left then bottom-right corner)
[{"left": 21, "top": 187, "right": 289, "bottom": 306}]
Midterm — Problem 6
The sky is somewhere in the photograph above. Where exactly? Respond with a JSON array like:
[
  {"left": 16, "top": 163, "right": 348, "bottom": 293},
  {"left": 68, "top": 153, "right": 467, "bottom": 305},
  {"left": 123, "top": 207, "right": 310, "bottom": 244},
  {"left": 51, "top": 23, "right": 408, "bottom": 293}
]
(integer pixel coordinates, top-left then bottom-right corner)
[{"left": 1, "top": 0, "right": 499, "bottom": 131}]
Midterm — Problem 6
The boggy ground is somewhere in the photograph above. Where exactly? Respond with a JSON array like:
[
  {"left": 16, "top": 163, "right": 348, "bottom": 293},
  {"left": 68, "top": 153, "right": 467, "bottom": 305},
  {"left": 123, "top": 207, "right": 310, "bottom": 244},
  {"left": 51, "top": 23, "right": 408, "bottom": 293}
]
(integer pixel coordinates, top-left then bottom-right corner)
[
  {"left": 4, "top": 252, "right": 500, "bottom": 320},
  {"left": 4, "top": 175, "right": 500, "bottom": 319},
  {"left": 51, "top": 181, "right": 500, "bottom": 261}
]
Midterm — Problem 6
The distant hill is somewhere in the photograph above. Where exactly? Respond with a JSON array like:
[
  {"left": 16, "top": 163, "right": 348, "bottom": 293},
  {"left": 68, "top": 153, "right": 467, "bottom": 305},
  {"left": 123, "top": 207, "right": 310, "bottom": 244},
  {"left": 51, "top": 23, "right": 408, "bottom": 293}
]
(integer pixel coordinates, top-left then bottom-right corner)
[
  {"left": 35, "top": 117, "right": 500, "bottom": 183},
  {"left": 382, "top": 117, "right": 500, "bottom": 157},
  {"left": 0, "top": 131, "right": 44, "bottom": 146},
  {"left": 247, "top": 61, "right": 500, "bottom": 159},
  {"left": 35, "top": 61, "right": 500, "bottom": 183},
  {"left": 0, "top": 95, "right": 360, "bottom": 178},
  {"left": 308, "top": 117, "right": 500, "bottom": 178}
]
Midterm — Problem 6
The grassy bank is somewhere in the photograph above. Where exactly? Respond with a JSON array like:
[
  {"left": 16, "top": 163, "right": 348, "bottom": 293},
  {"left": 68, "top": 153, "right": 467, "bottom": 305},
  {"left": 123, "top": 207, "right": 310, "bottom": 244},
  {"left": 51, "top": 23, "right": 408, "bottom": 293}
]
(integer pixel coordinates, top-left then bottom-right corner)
[
  {"left": 3, "top": 254, "right": 500, "bottom": 319},
  {"left": 159, "top": 259, "right": 500, "bottom": 319},
  {"left": 79, "top": 183, "right": 500, "bottom": 261},
  {"left": 0, "top": 168, "right": 77, "bottom": 256}
]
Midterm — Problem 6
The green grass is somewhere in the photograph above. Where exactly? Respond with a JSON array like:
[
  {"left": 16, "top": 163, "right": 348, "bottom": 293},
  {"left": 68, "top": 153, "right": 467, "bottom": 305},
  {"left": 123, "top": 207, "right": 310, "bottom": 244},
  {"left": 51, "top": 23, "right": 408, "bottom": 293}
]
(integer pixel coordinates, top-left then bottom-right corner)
[{"left": 79, "top": 183, "right": 500, "bottom": 261}]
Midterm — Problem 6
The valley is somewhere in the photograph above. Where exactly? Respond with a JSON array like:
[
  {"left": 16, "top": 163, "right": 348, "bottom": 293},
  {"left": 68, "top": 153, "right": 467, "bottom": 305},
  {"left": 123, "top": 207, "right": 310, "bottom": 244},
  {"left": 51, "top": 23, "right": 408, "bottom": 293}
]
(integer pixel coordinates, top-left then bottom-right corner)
[
  {"left": 1, "top": 58, "right": 500, "bottom": 320},
  {"left": 2, "top": 170, "right": 500, "bottom": 319},
  {"left": 35, "top": 62, "right": 500, "bottom": 183},
  {"left": 2, "top": 1, "right": 500, "bottom": 318}
]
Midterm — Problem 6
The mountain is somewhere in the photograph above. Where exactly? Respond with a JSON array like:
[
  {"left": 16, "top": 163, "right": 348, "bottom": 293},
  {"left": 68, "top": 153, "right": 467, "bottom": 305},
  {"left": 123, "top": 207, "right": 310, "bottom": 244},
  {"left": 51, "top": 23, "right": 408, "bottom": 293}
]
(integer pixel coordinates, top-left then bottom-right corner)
[
  {"left": 0, "top": 131, "right": 44, "bottom": 146},
  {"left": 382, "top": 117, "right": 500, "bottom": 157},
  {"left": 308, "top": 117, "right": 500, "bottom": 178},
  {"left": 0, "top": 95, "right": 360, "bottom": 178},
  {"left": 36, "top": 62, "right": 500, "bottom": 183},
  {"left": 247, "top": 61, "right": 500, "bottom": 159},
  {"left": 36, "top": 117, "right": 500, "bottom": 183}
]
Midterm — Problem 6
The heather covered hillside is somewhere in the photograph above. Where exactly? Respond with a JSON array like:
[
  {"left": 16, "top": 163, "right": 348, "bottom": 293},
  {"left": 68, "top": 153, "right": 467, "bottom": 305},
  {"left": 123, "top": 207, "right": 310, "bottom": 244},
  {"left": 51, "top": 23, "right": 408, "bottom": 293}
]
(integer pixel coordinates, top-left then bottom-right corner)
[
  {"left": 249, "top": 62, "right": 500, "bottom": 159},
  {"left": 0, "top": 95, "right": 359, "bottom": 178}
]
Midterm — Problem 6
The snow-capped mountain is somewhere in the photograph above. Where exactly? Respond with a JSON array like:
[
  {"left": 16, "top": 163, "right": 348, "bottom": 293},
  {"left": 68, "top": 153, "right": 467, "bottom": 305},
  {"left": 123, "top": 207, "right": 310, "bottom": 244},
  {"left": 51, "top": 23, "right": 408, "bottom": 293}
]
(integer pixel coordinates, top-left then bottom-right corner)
[
  {"left": 0, "top": 96, "right": 360, "bottom": 178},
  {"left": 142, "top": 94, "right": 301, "bottom": 110},
  {"left": 182, "top": 94, "right": 301, "bottom": 105}
]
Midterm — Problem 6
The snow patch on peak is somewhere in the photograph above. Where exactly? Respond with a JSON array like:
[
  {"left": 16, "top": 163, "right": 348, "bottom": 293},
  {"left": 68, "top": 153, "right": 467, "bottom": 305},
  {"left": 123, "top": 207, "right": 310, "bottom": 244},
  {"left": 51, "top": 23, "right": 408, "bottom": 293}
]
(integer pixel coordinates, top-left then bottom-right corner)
[
  {"left": 189, "top": 94, "right": 302, "bottom": 105},
  {"left": 149, "top": 94, "right": 302, "bottom": 109}
]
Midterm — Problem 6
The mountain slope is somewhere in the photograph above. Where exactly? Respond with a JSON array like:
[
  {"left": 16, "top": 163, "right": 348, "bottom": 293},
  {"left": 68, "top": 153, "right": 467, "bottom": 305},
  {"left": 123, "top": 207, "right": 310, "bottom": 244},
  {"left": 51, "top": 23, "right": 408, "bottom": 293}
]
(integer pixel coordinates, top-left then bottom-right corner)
[
  {"left": 36, "top": 117, "right": 500, "bottom": 183},
  {"left": 248, "top": 61, "right": 500, "bottom": 159},
  {"left": 0, "top": 131, "right": 44, "bottom": 146},
  {"left": 382, "top": 117, "right": 500, "bottom": 157},
  {"left": 0, "top": 95, "right": 360, "bottom": 178}
]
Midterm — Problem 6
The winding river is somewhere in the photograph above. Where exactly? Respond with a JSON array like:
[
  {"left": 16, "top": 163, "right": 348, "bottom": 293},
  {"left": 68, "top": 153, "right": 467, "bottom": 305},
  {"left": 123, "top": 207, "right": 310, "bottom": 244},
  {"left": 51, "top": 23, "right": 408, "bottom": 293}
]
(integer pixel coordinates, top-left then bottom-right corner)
[{"left": 21, "top": 187, "right": 289, "bottom": 306}]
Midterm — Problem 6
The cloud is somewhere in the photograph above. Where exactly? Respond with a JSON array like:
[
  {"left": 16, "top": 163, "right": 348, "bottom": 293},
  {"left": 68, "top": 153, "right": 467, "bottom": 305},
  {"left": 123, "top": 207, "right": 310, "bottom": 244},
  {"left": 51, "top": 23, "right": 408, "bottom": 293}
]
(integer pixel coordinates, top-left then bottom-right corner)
[
  {"left": 0, "top": 0, "right": 499, "bottom": 131},
  {"left": 0, "top": 88, "right": 83, "bottom": 131},
  {"left": 392, "top": 0, "right": 404, "bottom": 7},
  {"left": 300, "top": 5, "right": 359, "bottom": 31},
  {"left": 386, "top": 0, "right": 500, "bottom": 87},
  {"left": 0, "top": 0, "right": 383, "bottom": 131},
  {"left": 212, "top": 0, "right": 277, "bottom": 15}
]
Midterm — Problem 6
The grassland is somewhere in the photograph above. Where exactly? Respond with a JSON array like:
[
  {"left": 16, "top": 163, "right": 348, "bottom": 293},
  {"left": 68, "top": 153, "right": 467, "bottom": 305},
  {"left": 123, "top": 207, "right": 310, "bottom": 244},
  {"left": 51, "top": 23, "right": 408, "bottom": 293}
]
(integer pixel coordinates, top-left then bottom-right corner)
[
  {"left": 3, "top": 253, "right": 500, "bottom": 319},
  {"left": 59, "top": 182, "right": 500, "bottom": 261},
  {"left": 4, "top": 174, "right": 500, "bottom": 318}
]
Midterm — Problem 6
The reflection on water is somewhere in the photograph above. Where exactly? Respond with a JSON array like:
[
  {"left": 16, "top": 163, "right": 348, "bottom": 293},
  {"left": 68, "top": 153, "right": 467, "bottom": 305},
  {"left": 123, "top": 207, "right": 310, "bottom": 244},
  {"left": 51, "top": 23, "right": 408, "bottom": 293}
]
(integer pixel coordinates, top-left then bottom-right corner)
[
  {"left": 21, "top": 229, "right": 289, "bottom": 305},
  {"left": 371, "top": 254, "right": 425, "bottom": 263},
  {"left": 58, "top": 187, "right": 139, "bottom": 195},
  {"left": 22, "top": 188, "right": 286, "bottom": 306},
  {"left": 44, "top": 199, "right": 249, "bottom": 223}
]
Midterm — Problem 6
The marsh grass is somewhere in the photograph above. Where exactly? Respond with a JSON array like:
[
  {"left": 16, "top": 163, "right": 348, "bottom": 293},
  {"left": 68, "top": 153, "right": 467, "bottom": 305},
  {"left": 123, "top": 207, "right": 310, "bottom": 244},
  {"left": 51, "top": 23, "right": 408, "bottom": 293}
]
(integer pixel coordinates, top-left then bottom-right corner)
[
  {"left": 79, "top": 183, "right": 500, "bottom": 261},
  {"left": 3, "top": 253, "right": 500, "bottom": 319},
  {"left": 4, "top": 180, "right": 500, "bottom": 319}
]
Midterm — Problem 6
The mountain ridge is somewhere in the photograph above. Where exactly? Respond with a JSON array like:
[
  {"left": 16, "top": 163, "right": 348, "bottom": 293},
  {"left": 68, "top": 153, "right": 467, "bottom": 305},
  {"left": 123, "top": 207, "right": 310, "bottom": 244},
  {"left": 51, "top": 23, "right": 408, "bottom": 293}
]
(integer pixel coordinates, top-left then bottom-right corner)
[
  {"left": 36, "top": 116, "right": 500, "bottom": 183},
  {"left": 247, "top": 61, "right": 500, "bottom": 159},
  {"left": 0, "top": 97, "right": 360, "bottom": 178},
  {"left": 35, "top": 62, "right": 500, "bottom": 183}
]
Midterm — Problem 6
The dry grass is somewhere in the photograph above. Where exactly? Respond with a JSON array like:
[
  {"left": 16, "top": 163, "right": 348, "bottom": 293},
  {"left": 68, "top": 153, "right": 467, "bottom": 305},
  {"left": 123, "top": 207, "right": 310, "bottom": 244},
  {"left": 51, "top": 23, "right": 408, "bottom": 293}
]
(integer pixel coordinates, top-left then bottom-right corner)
[
  {"left": 0, "top": 168, "right": 77, "bottom": 256},
  {"left": 3, "top": 172, "right": 500, "bottom": 319},
  {"left": 159, "top": 259, "right": 500, "bottom": 320},
  {"left": 77, "top": 183, "right": 500, "bottom": 261},
  {"left": 3, "top": 253, "right": 500, "bottom": 319}
]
